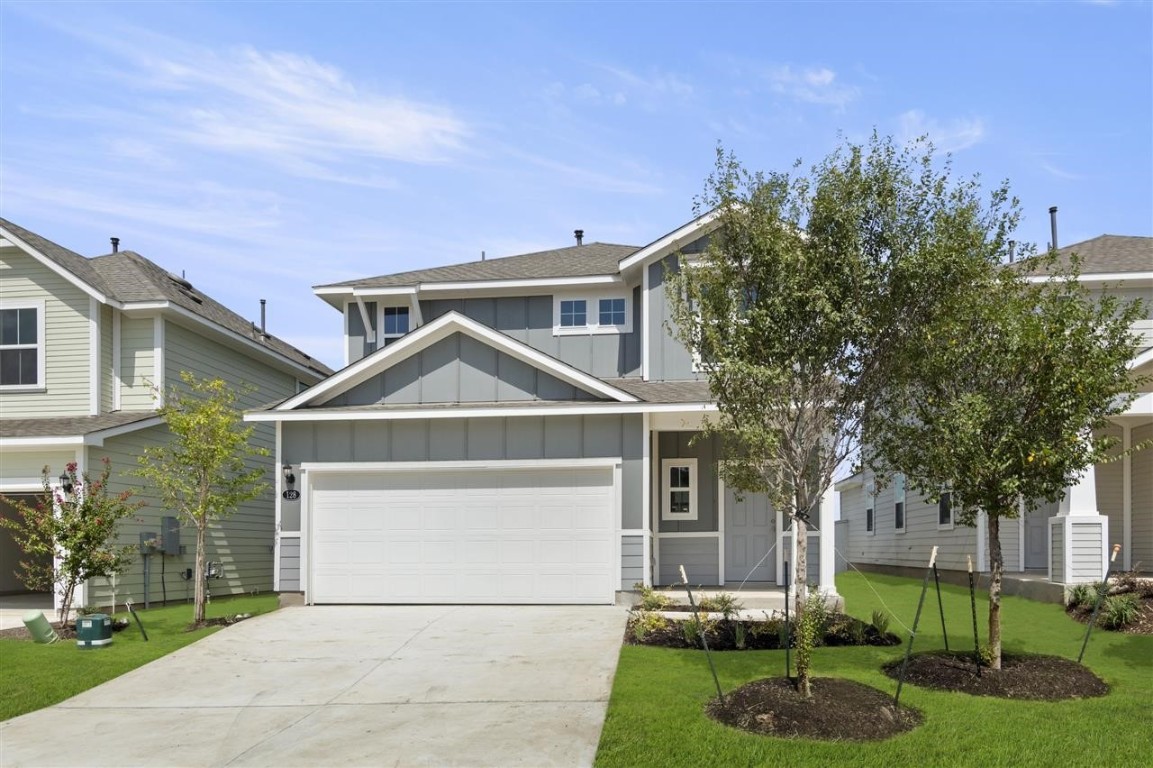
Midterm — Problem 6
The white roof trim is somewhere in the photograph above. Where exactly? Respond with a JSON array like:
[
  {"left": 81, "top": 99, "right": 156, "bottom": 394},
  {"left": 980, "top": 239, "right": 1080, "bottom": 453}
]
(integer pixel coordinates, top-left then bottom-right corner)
[
  {"left": 314, "top": 275, "right": 622, "bottom": 300},
  {"left": 275, "top": 311, "right": 641, "bottom": 410},
  {"left": 0, "top": 224, "right": 109, "bottom": 304},
  {"left": 1025, "top": 271, "right": 1153, "bottom": 284},
  {"left": 618, "top": 210, "right": 722, "bottom": 272},
  {"left": 0, "top": 416, "right": 163, "bottom": 448},
  {"left": 1129, "top": 346, "right": 1153, "bottom": 370},
  {"left": 834, "top": 474, "right": 864, "bottom": 492},
  {"left": 247, "top": 401, "right": 716, "bottom": 422}
]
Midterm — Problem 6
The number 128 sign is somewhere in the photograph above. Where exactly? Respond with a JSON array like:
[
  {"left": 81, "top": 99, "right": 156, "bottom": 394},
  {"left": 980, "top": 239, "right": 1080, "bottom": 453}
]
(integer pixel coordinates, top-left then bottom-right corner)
[{"left": 282, "top": 489, "right": 301, "bottom": 501}]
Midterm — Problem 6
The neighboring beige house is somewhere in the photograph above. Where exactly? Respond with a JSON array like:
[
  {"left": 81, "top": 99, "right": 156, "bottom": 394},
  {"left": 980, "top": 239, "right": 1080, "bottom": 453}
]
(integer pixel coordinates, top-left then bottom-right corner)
[
  {"left": 838, "top": 235, "right": 1153, "bottom": 586},
  {"left": 0, "top": 218, "right": 331, "bottom": 611}
]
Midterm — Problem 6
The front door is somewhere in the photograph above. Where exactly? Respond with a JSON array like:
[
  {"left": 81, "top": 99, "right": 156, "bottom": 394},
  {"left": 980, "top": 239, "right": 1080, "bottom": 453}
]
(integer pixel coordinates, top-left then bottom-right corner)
[{"left": 724, "top": 488, "right": 775, "bottom": 583}]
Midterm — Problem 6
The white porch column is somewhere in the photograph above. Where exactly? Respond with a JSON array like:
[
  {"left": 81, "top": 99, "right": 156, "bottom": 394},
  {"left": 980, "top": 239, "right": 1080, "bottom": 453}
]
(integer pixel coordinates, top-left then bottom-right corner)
[
  {"left": 1050, "top": 458, "right": 1109, "bottom": 585},
  {"left": 818, "top": 483, "right": 838, "bottom": 598}
]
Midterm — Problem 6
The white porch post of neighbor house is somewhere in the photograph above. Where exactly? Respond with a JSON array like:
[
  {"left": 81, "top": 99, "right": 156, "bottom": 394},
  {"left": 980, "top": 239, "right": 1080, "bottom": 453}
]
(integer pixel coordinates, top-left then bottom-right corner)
[
  {"left": 818, "top": 483, "right": 839, "bottom": 599},
  {"left": 1049, "top": 451, "right": 1109, "bottom": 585}
]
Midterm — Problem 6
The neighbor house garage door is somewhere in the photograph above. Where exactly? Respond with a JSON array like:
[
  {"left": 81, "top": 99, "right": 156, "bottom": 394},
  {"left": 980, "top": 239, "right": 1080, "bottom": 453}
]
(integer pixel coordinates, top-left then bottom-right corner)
[{"left": 308, "top": 465, "right": 616, "bottom": 604}]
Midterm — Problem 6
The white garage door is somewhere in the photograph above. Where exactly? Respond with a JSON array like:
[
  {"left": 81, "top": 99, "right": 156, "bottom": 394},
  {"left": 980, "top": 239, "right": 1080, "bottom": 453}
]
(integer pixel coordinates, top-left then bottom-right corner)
[{"left": 309, "top": 465, "right": 616, "bottom": 604}]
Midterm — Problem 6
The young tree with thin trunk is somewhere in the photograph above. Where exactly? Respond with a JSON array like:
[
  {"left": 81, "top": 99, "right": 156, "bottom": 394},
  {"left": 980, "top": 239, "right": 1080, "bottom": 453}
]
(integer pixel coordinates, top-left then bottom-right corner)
[
  {"left": 666, "top": 133, "right": 1018, "bottom": 697},
  {"left": 864, "top": 255, "right": 1146, "bottom": 669},
  {"left": 136, "top": 372, "right": 267, "bottom": 625},
  {"left": 0, "top": 458, "right": 140, "bottom": 624}
]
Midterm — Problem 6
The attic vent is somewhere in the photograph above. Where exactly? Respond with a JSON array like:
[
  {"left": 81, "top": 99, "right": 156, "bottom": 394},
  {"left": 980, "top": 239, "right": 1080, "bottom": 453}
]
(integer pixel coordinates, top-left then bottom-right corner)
[
  {"left": 166, "top": 272, "right": 203, "bottom": 304},
  {"left": 166, "top": 272, "right": 193, "bottom": 291}
]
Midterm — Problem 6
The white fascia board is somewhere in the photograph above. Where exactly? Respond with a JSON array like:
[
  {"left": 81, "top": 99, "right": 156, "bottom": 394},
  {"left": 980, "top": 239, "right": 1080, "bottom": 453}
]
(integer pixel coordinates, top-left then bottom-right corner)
[
  {"left": 1129, "top": 347, "right": 1153, "bottom": 369},
  {"left": 353, "top": 286, "right": 418, "bottom": 297},
  {"left": 1120, "top": 392, "right": 1153, "bottom": 417},
  {"left": 246, "top": 401, "right": 716, "bottom": 423},
  {"left": 274, "top": 311, "right": 640, "bottom": 410},
  {"left": 0, "top": 226, "right": 110, "bottom": 304},
  {"left": 301, "top": 457, "right": 620, "bottom": 473},
  {"left": 419, "top": 275, "right": 621, "bottom": 292},
  {"left": 84, "top": 416, "right": 165, "bottom": 445},
  {"left": 121, "top": 301, "right": 327, "bottom": 381},
  {"left": 618, "top": 210, "right": 721, "bottom": 273},
  {"left": 0, "top": 436, "right": 86, "bottom": 448},
  {"left": 1025, "top": 272, "right": 1153, "bottom": 284}
]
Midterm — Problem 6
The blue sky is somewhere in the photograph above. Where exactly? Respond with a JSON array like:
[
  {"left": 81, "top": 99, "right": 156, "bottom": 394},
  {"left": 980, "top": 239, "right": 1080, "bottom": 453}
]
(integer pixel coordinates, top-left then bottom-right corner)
[{"left": 2, "top": 1, "right": 1150, "bottom": 369}]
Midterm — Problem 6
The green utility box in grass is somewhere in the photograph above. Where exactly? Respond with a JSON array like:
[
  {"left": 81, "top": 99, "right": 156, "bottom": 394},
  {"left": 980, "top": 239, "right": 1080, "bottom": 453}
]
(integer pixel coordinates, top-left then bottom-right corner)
[{"left": 76, "top": 614, "right": 112, "bottom": 649}]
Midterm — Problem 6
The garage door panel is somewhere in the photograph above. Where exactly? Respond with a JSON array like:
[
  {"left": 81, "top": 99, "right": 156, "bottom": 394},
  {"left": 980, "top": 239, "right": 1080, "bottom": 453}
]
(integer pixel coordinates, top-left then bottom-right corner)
[{"left": 310, "top": 466, "right": 615, "bottom": 604}]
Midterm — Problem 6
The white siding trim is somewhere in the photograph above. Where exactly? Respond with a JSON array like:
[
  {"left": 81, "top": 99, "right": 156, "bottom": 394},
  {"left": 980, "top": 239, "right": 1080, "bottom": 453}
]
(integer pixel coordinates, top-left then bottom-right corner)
[
  {"left": 1122, "top": 423, "right": 1132, "bottom": 571},
  {"left": 614, "top": 462, "right": 624, "bottom": 589},
  {"left": 660, "top": 458, "right": 698, "bottom": 521},
  {"left": 618, "top": 209, "right": 721, "bottom": 272},
  {"left": 89, "top": 297, "right": 99, "bottom": 415},
  {"left": 300, "top": 457, "right": 621, "bottom": 473},
  {"left": 112, "top": 311, "right": 122, "bottom": 411},
  {"left": 717, "top": 476, "right": 726, "bottom": 585},
  {"left": 641, "top": 261, "right": 650, "bottom": 380},
  {"left": 248, "top": 401, "right": 717, "bottom": 422},
  {"left": 641, "top": 411, "right": 652, "bottom": 585},
  {"left": 657, "top": 531, "right": 720, "bottom": 539},
  {"left": 152, "top": 316, "right": 165, "bottom": 407}
]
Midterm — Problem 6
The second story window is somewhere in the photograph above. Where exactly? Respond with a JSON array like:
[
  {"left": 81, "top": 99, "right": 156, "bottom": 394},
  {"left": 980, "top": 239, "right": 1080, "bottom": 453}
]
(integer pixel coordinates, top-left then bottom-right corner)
[
  {"left": 598, "top": 298, "right": 626, "bottom": 326},
  {"left": 559, "top": 299, "right": 587, "bottom": 328},
  {"left": 554, "top": 294, "right": 632, "bottom": 336},
  {"left": 382, "top": 306, "right": 410, "bottom": 339},
  {"left": 0, "top": 301, "right": 45, "bottom": 389}
]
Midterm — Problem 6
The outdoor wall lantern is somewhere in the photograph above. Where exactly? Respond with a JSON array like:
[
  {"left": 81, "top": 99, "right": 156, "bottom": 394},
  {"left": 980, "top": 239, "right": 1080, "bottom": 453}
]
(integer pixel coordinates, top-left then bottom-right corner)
[
  {"left": 283, "top": 464, "right": 296, "bottom": 488},
  {"left": 59, "top": 471, "right": 74, "bottom": 496}
]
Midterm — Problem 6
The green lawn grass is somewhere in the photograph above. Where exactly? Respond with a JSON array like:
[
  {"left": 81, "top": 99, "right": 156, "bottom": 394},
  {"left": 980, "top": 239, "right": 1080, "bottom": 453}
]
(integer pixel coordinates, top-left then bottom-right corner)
[
  {"left": 0, "top": 594, "right": 278, "bottom": 722},
  {"left": 595, "top": 572, "right": 1151, "bottom": 768}
]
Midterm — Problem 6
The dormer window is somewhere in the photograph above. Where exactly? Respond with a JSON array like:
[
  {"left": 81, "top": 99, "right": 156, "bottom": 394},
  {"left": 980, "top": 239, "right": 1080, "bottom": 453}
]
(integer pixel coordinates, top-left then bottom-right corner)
[
  {"left": 553, "top": 293, "right": 631, "bottom": 335},
  {"left": 382, "top": 306, "right": 410, "bottom": 339}
]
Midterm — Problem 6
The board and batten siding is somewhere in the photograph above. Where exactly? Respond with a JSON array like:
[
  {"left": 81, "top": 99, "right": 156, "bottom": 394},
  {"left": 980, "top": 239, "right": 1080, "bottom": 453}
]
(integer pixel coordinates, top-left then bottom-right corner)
[
  {"left": 0, "top": 245, "right": 94, "bottom": 416},
  {"left": 118, "top": 316, "right": 157, "bottom": 410},
  {"left": 330, "top": 332, "right": 600, "bottom": 406},
  {"left": 100, "top": 305, "right": 115, "bottom": 413},
  {"left": 658, "top": 536, "right": 718, "bottom": 585},
  {"left": 87, "top": 424, "right": 278, "bottom": 608},
  {"left": 1132, "top": 423, "right": 1153, "bottom": 569},
  {"left": 646, "top": 253, "right": 706, "bottom": 384}
]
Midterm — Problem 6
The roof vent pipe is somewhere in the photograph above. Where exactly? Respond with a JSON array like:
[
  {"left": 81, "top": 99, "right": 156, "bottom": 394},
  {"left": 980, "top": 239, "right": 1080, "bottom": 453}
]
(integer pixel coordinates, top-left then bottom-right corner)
[
  {"left": 110, "top": 237, "right": 119, "bottom": 253},
  {"left": 574, "top": 229, "right": 584, "bottom": 246},
  {"left": 260, "top": 299, "right": 267, "bottom": 336},
  {"left": 1008, "top": 240, "right": 1016, "bottom": 263},
  {"left": 481, "top": 250, "right": 486, "bottom": 261},
  {"left": 1049, "top": 206, "right": 1058, "bottom": 251}
]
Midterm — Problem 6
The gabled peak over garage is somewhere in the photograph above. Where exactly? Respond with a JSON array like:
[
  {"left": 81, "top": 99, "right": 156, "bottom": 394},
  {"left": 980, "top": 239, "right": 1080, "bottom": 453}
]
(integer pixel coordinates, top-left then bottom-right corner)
[{"left": 277, "top": 311, "right": 640, "bottom": 411}]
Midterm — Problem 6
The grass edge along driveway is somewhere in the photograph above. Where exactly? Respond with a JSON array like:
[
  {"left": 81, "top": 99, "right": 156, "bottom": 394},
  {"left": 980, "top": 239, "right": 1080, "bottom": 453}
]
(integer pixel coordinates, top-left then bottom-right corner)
[
  {"left": 595, "top": 573, "right": 1151, "bottom": 768},
  {"left": 0, "top": 594, "right": 278, "bottom": 722}
]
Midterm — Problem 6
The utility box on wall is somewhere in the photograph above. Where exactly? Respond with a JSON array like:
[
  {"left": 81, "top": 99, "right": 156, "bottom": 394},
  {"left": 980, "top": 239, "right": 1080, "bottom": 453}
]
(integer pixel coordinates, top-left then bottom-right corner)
[{"left": 162, "top": 516, "right": 181, "bottom": 555}]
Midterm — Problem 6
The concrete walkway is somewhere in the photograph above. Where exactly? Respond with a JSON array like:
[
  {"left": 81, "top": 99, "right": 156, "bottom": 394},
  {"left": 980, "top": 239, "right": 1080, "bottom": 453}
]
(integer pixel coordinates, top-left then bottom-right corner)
[{"left": 0, "top": 605, "right": 627, "bottom": 767}]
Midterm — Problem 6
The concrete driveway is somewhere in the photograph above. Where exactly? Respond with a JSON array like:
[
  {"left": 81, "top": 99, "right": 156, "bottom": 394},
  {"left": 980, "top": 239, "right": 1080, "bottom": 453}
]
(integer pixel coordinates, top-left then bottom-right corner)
[{"left": 0, "top": 605, "right": 627, "bottom": 767}]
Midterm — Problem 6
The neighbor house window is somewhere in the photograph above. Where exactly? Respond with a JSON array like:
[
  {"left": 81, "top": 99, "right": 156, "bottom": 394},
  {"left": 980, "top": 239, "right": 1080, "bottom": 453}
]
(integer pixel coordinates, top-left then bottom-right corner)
[
  {"left": 894, "top": 473, "right": 906, "bottom": 533},
  {"left": 866, "top": 506, "right": 875, "bottom": 534},
  {"left": 0, "top": 301, "right": 44, "bottom": 389},
  {"left": 938, "top": 490, "right": 953, "bottom": 529},
  {"left": 382, "top": 306, "right": 410, "bottom": 339},
  {"left": 661, "top": 458, "right": 698, "bottom": 521}
]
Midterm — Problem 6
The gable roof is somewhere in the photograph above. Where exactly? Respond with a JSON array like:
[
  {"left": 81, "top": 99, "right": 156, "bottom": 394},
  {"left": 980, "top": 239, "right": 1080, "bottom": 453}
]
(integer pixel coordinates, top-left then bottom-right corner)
[
  {"left": 1023, "top": 235, "right": 1153, "bottom": 277},
  {"left": 315, "top": 243, "right": 639, "bottom": 291},
  {"left": 273, "top": 311, "right": 640, "bottom": 411},
  {"left": 0, "top": 218, "right": 332, "bottom": 378}
]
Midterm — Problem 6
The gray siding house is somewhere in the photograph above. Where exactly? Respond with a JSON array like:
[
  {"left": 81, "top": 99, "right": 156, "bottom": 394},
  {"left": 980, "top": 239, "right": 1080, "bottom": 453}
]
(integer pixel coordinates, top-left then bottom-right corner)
[
  {"left": 0, "top": 218, "right": 331, "bottom": 610},
  {"left": 249, "top": 216, "right": 840, "bottom": 605},
  {"left": 838, "top": 235, "right": 1153, "bottom": 586}
]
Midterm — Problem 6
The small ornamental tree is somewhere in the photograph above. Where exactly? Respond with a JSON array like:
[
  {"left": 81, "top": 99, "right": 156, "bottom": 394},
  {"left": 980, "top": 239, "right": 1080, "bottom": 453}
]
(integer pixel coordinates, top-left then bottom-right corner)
[
  {"left": 865, "top": 255, "right": 1146, "bottom": 669},
  {"left": 0, "top": 458, "right": 140, "bottom": 624},
  {"left": 136, "top": 372, "right": 267, "bottom": 625},
  {"left": 666, "top": 134, "right": 1019, "bottom": 697}
]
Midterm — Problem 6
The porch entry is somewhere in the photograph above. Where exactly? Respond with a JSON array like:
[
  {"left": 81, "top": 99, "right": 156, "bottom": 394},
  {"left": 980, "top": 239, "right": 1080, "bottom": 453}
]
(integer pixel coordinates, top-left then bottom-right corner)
[{"left": 724, "top": 487, "right": 776, "bottom": 583}]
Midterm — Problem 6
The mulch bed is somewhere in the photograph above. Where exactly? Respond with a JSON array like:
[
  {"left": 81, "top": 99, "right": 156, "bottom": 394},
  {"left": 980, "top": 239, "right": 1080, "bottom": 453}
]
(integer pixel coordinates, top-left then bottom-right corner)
[
  {"left": 707, "top": 677, "right": 922, "bottom": 741},
  {"left": 0, "top": 613, "right": 251, "bottom": 641},
  {"left": 882, "top": 651, "right": 1109, "bottom": 700},
  {"left": 1066, "top": 592, "right": 1153, "bottom": 635}
]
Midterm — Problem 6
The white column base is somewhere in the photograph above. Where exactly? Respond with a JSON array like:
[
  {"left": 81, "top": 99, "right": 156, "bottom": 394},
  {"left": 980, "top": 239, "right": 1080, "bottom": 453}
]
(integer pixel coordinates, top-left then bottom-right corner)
[{"left": 1049, "top": 515, "right": 1109, "bottom": 585}]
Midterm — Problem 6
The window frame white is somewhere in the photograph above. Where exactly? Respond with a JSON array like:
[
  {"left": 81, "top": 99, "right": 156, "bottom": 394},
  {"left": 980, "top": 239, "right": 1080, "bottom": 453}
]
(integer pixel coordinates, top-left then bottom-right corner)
[
  {"left": 660, "top": 458, "right": 698, "bottom": 522},
  {"left": 552, "top": 291, "right": 632, "bottom": 336},
  {"left": 0, "top": 299, "right": 46, "bottom": 391},
  {"left": 379, "top": 304, "right": 411, "bottom": 341}
]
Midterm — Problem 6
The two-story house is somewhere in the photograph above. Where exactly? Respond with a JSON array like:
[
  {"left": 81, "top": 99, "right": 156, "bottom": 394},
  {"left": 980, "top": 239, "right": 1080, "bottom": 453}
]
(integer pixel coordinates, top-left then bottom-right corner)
[
  {"left": 837, "top": 235, "right": 1153, "bottom": 589},
  {"left": 0, "top": 218, "right": 331, "bottom": 611},
  {"left": 247, "top": 217, "right": 840, "bottom": 605}
]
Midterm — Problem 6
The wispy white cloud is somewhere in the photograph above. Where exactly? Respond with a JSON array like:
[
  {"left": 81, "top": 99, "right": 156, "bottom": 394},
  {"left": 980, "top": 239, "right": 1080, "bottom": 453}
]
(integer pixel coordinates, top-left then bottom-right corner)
[
  {"left": 1040, "top": 162, "right": 1084, "bottom": 181},
  {"left": 897, "top": 109, "right": 986, "bottom": 152},
  {"left": 546, "top": 64, "right": 693, "bottom": 111},
  {"left": 765, "top": 65, "right": 859, "bottom": 108}
]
